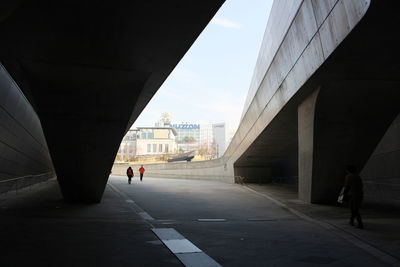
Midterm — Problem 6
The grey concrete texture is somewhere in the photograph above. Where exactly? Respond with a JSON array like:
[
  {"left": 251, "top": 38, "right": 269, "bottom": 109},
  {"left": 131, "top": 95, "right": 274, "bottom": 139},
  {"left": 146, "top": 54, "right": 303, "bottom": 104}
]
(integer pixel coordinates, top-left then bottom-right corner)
[
  {"left": 0, "top": 64, "right": 54, "bottom": 185},
  {"left": 0, "top": 179, "right": 181, "bottom": 267},
  {"left": 2, "top": 176, "right": 398, "bottom": 266},
  {"left": 112, "top": 161, "right": 233, "bottom": 183},
  {"left": 0, "top": 1, "right": 224, "bottom": 202},
  {"left": 128, "top": 0, "right": 367, "bottom": 176},
  {"left": 245, "top": 183, "right": 400, "bottom": 265},
  {"left": 108, "top": 176, "right": 393, "bottom": 266},
  {"left": 361, "top": 113, "right": 400, "bottom": 206},
  {"left": 134, "top": 0, "right": 400, "bottom": 205},
  {"left": 298, "top": 88, "right": 320, "bottom": 203}
]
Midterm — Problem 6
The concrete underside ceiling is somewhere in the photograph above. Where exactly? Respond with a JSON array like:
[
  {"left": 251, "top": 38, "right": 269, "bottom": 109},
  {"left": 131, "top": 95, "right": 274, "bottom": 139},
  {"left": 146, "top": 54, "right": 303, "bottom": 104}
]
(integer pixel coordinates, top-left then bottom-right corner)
[
  {"left": 0, "top": 0, "right": 224, "bottom": 202},
  {"left": 234, "top": 0, "right": 400, "bottom": 198}
]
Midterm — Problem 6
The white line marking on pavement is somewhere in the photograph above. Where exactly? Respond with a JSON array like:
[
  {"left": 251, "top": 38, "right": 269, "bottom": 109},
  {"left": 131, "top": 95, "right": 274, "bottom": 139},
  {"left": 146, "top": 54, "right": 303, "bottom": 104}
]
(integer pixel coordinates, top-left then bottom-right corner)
[
  {"left": 152, "top": 228, "right": 222, "bottom": 267},
  {"left": 152, "top": 228, "right": 184, "bottom": 240},
  {"left": 197, "top": 219, "right": 226, "bottom": 222},
  {"left": 176, "top": 252, "right": 221, "bottom": 267},
  {"left": 108, "top": 183, "right": 221, "bottom": 266},
  {"left": 247, "top": 218, "right": 276, "bottom": 221},
  {"left": 163, "top": 239, "right": 202, "bottom": 253},
  {"left": 139, "top": 211, "right": 154, "bottom": 221},
  {"left": 125, "top": 199, "right": 134, "bottom": 203}
]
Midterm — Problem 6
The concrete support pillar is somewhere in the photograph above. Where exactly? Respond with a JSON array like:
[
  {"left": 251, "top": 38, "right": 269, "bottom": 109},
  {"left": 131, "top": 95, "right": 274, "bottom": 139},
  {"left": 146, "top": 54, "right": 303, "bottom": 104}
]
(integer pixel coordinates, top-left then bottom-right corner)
[
  {"left": 298, "top": 88, "right": 319, "bottom": 203},
  {"left": 298, "top": 82, "right": 400, "bottom": 204}
]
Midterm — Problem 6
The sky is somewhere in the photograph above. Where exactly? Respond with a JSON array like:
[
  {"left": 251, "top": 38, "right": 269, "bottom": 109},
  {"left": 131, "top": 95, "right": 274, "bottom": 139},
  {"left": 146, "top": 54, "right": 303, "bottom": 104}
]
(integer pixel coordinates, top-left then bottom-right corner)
[{"left": 132, "top": 0, "right": 273, "bottom": 132}]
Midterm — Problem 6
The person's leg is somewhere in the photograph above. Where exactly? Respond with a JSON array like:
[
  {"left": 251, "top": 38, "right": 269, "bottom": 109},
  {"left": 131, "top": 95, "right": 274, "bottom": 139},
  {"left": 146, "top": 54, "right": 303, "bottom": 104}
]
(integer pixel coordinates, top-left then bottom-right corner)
[
  {"left": 356, "top": 210, "right": 363, "bottom": 228},
  {"left": 355, "top": 200, "right": 363, "bottom": 229},
  {"left": 349, "top": 199, "right": 355, "bottom": 226},
  {"left": 140, "top": 173, "right": 143, "bottom": 181}
]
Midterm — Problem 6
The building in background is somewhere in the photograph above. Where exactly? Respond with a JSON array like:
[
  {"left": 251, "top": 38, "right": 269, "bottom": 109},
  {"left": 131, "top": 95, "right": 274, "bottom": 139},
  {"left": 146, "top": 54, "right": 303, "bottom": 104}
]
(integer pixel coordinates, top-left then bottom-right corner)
[
  {"left": 118, "top": 129, "right": 138, "bottom": 161},
  {"left": 199, "top": 124, "right": 214, "bottom": 158},
  {"left": 118, "top": 113, "right": 234, "bottom": 161},
  {"left": 212, "top": 122, "right": 226, "bottom": 158},
  {"left": 167, "top": 121, "right": 229, "bottom": 158},
  {"left": 155, "top": 112, "right": 171, "bottom": 127},
  {"left": 117, "top": 127, "right": 177, "bottom": 160},
  {"left": 170, "top": 123, "right": 200, "bottom": 153},
  {"left": 136, "top": 127, "right": 177, "bottom": 156}
]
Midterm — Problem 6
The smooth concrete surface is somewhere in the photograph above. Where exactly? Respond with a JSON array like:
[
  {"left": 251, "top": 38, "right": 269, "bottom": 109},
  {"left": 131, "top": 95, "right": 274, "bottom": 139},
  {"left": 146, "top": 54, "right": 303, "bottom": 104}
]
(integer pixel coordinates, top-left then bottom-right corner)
[
  {"left": 0, "top": 179, "right": 182, "bottom": 267},
  {"left": 107, "top": 176, "right": 392, "bottom": 266},
  {"left": 361, "top": 113, "right": 400, "bottom": 206},
  {"left": 298, "top": 88, "right": 320, "bottom": 203},
  {"left": 0, "top": 64, "right": 54, "bottom": 189},
  {"left": 2, "top": 176, "right": 399, "bottom": 266},
  {"left": 245, "top": 183, "right": 400, "bottom": 264},
  {"left": 136, "top": 0, "right": 400, "bottom": 205},
  {"left": 0, "top": 1, "right": 224, "bottom": 202},
  {"left": 308, "top": 81, "right": 400, "bottom": 203},
  {"left": 112, "top": 160, "right": 234, "bottom": 183}
]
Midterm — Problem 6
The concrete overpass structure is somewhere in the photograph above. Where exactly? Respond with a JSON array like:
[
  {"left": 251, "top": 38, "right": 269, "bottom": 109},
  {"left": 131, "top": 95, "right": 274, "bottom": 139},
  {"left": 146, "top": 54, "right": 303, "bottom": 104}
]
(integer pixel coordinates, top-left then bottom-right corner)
[
  {"left": 1, "top": 0, "right": 400, "bottom": 205},
  {"left": 132, "top": 0, "right": 400, "bottom": 204},
  {"left": 0, "top": 0, "right": 224, "bottom": 202}
]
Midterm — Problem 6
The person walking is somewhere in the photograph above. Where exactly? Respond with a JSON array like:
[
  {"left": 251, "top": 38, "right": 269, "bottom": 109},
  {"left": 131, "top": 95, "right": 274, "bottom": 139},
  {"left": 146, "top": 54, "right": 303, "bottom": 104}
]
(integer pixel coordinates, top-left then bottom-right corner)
[
  {"left": 126, "top": 166, "right": 134, "bottom": 184},
  {"left": 344, "top": 165, "right": 364, "bottom": 229},
  {"left": 139, "top": 165, "right": 145, "bottom": 182}
]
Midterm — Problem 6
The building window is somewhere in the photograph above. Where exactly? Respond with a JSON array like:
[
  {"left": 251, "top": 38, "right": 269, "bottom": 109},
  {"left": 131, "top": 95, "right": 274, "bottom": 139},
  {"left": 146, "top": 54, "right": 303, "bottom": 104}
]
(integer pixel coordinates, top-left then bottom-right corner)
[
  {"left": 153, "top": 144, "right": 157, "bottom": 152},
  {"left": 148, "top": 132, "right": 153, "bottom": 139},
  {"left": 159, "top": 144, "right": 163, "bottom": 152},
  {"left": 165, "top": 144, "right": 169, "bottom": 153},
  {"left": 147, "top": 144, "right": 151, "bottom": 152},
  {"left": 141, "top": 132, "right": 147, "bottom": 139}
]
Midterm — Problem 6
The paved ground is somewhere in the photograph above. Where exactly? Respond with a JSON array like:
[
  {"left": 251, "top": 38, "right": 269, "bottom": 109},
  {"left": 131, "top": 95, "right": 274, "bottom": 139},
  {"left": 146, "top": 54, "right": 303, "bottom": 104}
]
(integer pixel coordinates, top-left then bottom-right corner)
[
  {"left": 0, "top": 179, "right": 181, "bottom": 267},
  {"left": 245, "top": 184, "right": 400, "bottom": 263},
  {"left": 109, "top": 176, "right": 395, "bottom": 266},
  {"left": 0, "top": 176, "right": 398, "bottom": 266}
]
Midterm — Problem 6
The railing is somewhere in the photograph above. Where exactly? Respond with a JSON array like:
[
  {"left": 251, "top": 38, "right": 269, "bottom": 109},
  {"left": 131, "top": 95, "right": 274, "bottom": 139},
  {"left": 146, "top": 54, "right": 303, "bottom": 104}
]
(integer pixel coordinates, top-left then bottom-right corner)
[
  {"left": 0, "top": 172, "right": 55, "bottom": 195},
  {"left": 234, "top": 176, "right": 245, "bottom": 185}
]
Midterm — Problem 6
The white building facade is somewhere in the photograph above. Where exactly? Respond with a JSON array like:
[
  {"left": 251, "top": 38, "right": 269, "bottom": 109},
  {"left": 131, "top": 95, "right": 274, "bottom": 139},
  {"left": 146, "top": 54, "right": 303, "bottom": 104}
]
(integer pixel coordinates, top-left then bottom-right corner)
[
  {"left": 118, "top": 127, "right": 177, "bottom": 159},
  {"left": 135, "top": 127, "right": 177, "bottom": 156}
]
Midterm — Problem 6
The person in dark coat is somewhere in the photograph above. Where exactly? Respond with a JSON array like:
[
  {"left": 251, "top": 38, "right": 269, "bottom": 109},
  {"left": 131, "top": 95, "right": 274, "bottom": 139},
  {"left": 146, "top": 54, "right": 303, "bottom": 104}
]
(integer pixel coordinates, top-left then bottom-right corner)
[
  {"left": 126, "top": 167, "right": 134, "bottom": 184},
  {"left": 344, "top": 165, "right": 364, "bottom": 229}
]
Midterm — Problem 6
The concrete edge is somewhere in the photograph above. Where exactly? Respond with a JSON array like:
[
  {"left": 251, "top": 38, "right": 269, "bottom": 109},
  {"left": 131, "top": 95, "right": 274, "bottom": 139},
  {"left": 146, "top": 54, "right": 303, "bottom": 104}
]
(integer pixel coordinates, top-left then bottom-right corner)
[{"left": 242, "top": 185, "right": 400, "bottom": 267}]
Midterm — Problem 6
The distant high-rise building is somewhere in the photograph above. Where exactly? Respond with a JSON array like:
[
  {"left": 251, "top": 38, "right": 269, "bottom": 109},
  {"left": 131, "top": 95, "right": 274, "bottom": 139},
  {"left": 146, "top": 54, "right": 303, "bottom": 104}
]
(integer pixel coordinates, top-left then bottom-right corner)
[
  {"left": 170, "top": 123, "right": 201, "bottom": 152},
  {"left": 212, "top": 123, "right": 226, "bottom": 158}
]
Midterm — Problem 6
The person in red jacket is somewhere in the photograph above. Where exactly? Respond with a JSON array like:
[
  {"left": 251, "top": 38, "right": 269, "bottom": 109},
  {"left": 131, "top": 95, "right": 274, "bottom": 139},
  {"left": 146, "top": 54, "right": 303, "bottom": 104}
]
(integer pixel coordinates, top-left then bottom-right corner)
[{"left": 139, "top": 165, "right": 145, "bottom": 181}]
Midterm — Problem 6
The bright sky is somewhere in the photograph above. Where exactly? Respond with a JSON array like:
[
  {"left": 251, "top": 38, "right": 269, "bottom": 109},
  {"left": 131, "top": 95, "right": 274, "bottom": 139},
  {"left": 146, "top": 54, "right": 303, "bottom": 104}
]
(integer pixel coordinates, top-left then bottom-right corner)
[{"left": 132, "top": 0, "right": 273, "bottom": 132}]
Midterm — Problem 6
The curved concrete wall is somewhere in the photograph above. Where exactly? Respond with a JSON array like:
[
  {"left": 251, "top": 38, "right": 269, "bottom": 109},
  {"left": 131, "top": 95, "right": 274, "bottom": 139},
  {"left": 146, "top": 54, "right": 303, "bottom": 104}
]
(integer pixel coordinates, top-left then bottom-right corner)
[
  {"left": 112, "top": 158, "right": 233, "bottom": 183},
  {"left": 0, "top": 63, "right": 54, "bottom": 189},
  {"left": 132, "top": 0, "right": 371, "bottom": 183}
]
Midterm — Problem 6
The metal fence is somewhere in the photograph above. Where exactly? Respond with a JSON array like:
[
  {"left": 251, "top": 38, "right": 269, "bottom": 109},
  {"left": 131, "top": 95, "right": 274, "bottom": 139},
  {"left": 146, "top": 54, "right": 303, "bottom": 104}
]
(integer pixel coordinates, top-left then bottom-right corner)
[{"left": 0, "top": 172, "right": 55, "bottom": 195}]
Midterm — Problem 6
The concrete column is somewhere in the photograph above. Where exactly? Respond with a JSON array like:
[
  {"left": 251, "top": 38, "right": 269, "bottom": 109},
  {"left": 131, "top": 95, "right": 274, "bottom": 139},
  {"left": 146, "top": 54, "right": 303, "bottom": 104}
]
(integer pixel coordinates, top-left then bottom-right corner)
[
  {"left": 298, "top": 88, "right": 319, "bottom": 203},
  {"left": 298, "top": 82, "right": 400, "bottom": 204}
]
